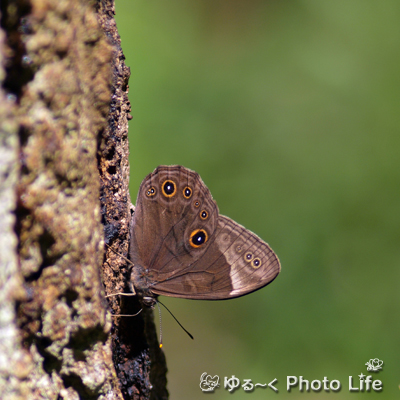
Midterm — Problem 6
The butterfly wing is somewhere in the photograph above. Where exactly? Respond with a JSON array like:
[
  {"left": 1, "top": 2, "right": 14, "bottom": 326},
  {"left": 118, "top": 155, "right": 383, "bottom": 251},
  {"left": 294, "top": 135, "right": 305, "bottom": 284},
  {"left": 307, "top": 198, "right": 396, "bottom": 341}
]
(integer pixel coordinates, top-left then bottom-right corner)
[
  {"left": 130, "top": 165, "right": 219, "bottom": 279},
  {"left": 130, "top": 165, "right": 280, "bottom": 300},
  {"left": 150, "top": 215, "right": 280, "bottom": 299}
]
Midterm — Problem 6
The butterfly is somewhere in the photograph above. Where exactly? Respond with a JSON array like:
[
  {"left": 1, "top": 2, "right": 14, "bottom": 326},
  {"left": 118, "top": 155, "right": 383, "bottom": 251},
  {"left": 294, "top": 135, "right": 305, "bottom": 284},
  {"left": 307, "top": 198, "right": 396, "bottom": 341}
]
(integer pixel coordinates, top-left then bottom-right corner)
[{"left": 129, "top": 165, "right": 280, "bottom": 307}]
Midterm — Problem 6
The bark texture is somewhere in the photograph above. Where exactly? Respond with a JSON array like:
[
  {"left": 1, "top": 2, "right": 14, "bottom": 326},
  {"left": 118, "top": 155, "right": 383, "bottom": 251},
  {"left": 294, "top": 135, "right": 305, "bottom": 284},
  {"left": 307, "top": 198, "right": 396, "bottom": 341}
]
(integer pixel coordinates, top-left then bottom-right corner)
[
  {"left": 0, "top": 18, "right": 25, "bottom": 399},
  {"left": 0, "top": 0, "right": 167, "bottom": 399},
  {"left": 97, "top": 1, "right": 168, "bottom": 398}
]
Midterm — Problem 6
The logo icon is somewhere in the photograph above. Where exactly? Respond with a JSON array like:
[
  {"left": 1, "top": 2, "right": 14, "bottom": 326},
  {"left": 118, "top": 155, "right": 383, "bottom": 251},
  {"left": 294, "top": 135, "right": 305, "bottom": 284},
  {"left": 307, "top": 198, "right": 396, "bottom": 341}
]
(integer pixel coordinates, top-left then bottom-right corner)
[
  {"left": 200, "top": 372, "right": 220, "bottom": 392},
  {"left": 365, "top": 358, "right": 383, "bottom": 372}
]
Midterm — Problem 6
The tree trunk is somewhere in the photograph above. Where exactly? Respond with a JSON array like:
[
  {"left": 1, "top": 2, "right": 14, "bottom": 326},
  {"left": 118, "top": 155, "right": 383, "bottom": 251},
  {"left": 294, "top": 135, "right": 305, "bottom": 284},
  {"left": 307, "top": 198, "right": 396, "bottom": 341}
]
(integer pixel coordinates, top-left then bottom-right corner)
[{"left": 0, "top": 0, "right": 167, "bottom": 399}]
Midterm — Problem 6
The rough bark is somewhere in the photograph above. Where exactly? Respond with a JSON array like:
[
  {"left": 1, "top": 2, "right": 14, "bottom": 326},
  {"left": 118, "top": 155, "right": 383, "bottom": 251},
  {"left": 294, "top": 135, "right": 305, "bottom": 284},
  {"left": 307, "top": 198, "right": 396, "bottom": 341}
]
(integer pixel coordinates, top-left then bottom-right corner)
[
  {"left": 97, "top": 1, "right": 168, "bottom": 399},
  {"left": 0, "top": 0, "right": 167, "bottom": 399}
]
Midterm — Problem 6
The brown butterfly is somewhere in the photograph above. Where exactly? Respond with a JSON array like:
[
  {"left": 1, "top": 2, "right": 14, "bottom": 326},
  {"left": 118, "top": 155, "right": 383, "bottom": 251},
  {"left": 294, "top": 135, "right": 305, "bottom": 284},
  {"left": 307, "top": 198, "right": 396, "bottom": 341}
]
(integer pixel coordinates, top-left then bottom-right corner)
[{"left": 129, "top": 165, "right": 280, "bottom": 307}]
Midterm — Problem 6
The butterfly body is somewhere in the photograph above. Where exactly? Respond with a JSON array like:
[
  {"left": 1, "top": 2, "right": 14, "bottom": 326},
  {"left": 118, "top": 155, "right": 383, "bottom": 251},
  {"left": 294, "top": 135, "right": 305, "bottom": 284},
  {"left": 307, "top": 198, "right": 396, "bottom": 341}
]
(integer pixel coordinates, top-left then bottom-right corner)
[{"left": 129, "top": 165, "right": 280, "bottom": 306}]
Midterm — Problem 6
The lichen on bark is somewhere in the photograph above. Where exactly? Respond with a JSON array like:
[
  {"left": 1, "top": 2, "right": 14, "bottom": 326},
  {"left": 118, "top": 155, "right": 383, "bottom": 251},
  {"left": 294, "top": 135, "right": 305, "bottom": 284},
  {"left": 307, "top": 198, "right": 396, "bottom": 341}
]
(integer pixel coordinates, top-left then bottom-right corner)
[
  {"left": 1, "top": 0, "right": 168, "bottom": 398},
  {"left": 1, "top": 0, "right": 117, "bottom": 398}
]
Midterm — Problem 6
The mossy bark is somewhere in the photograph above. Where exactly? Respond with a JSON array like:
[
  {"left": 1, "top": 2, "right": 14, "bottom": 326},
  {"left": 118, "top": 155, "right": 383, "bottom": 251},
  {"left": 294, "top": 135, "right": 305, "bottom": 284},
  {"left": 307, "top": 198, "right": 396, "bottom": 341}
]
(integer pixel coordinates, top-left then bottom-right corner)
[{"left": 0, "top": 0, "right": 167, "bottom": 399}]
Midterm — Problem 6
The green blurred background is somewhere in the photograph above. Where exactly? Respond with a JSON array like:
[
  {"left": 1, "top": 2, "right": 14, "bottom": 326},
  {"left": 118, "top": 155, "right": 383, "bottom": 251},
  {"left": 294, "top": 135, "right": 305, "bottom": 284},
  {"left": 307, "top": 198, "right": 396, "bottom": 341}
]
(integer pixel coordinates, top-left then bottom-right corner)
[{"left": 115, "top": 1, "right": 399, "bottom": 398}]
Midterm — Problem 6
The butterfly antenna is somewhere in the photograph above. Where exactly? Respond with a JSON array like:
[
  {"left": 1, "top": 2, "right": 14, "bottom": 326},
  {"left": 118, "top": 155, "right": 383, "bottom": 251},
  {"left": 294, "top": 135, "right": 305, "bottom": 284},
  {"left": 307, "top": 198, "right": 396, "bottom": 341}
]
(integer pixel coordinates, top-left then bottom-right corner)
[
  {"left": 157, "top": 299, "right": 194, "bottom": 340},
  {"left": 156, "top": 301, "right": 163, "bottom": 348}
]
